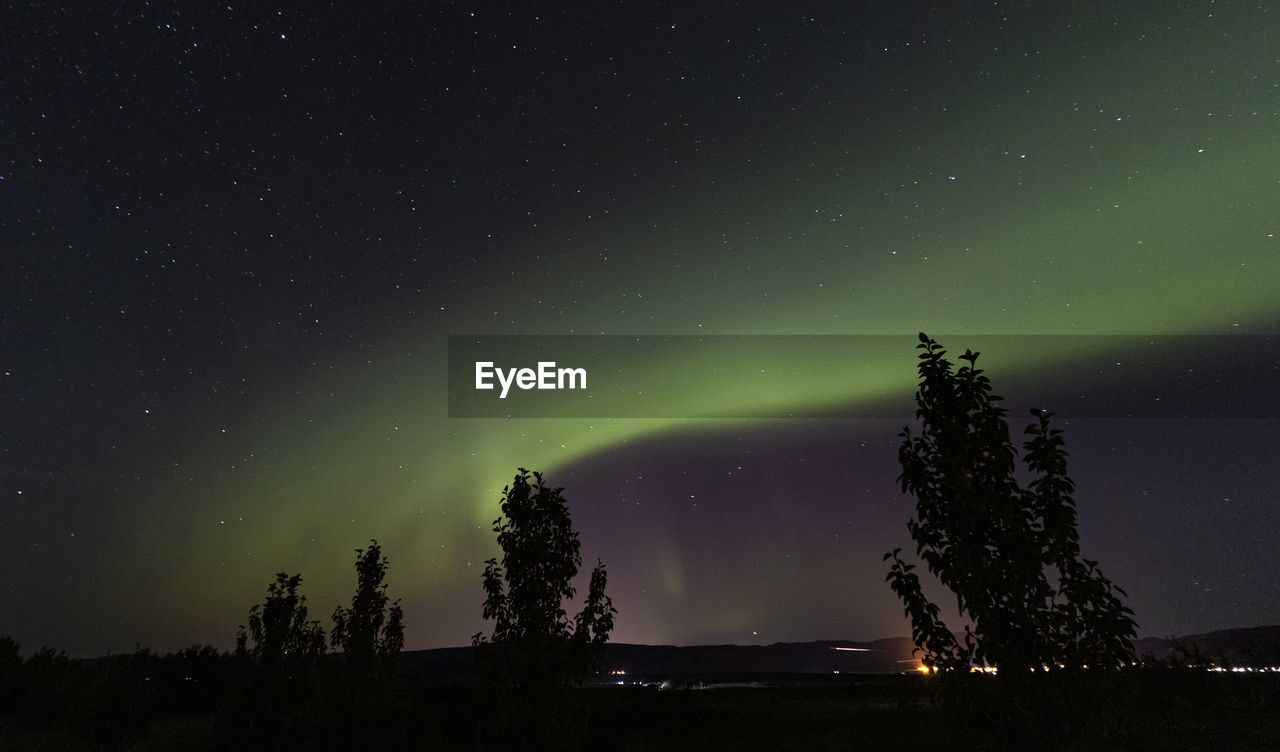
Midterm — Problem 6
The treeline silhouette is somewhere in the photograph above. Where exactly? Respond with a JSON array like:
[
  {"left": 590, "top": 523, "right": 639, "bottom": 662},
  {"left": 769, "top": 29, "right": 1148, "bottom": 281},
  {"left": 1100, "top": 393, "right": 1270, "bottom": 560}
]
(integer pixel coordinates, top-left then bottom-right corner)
[
  {"left": 0, "top": 640, "right": 225, "bottom": 747},
  {"left": 0, "top": 474, "right": 615, "bottom": 751},
  {"left": 0, "top": 541, "right": 423, "bottom": 750}
]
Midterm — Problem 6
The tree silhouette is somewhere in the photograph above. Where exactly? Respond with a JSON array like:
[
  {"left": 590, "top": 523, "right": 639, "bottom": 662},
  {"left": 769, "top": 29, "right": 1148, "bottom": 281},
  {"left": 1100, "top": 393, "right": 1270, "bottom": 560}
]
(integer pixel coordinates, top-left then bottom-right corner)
[
  {"left": 886, "top": 333, "right": 1136, "bottom": 673},
  {"left": 330, "top": 539, "right": 405, "bottom": 680},
  {"left": 223, "top": 573, "right": 327, "bottom": 748},
  {"left": 473, "top": 468, "right": 616, "bottom": 690},
  {"left": 236, "top": 572, "right": 326, "bottom": 667}
]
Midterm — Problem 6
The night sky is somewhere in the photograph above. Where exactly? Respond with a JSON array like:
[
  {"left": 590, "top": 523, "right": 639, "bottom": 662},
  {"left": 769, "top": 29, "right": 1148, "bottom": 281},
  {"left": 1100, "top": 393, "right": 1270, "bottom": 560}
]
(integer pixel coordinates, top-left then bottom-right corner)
[{"left": 3, "top": 2, "right": 1277, "bottom": 657}]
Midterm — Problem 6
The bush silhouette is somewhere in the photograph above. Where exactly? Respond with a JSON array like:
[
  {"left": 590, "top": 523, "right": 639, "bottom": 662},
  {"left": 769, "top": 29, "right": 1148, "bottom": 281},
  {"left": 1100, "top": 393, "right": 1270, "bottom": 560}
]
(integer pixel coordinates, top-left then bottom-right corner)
[
  {"left": 221, "top": 572, "right": 327, "bottom": 748},
  {"left": 235, "top": 572, "right": 327, "bottom": 668}
]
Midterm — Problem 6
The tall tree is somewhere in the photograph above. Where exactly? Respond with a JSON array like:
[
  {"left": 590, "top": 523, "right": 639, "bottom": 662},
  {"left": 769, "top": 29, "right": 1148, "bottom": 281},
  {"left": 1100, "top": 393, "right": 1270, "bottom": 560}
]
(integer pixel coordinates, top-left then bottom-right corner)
[
  {"left": 330, "top": 540, "right": 405, "bottom": 680},
  {"left": 473, "top": 468, "right": 615, "bottom": 690},
  {"left": 886, "top": 333, "right": 1136, "bottom": 673}
]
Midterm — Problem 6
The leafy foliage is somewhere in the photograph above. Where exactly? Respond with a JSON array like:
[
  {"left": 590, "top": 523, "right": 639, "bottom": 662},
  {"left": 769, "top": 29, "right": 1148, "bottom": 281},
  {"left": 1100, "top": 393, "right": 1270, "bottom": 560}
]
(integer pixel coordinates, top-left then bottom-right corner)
[
  {"left": 887, "top": 333, "right": 1136, "bottom": 673},
  {"left": 330, "top": 539, "right": 405, "bottom": 680},
  {"left": 236, "top": 572, "right": 327, "bottom": 668},
  {"left": 473, "top": 468, "right": 616, "bottom": 690}
]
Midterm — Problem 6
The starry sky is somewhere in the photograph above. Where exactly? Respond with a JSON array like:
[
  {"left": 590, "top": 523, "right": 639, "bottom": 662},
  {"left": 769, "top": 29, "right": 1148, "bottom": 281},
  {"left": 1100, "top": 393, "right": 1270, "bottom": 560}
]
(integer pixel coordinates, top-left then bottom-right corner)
[{"left": 2, "top": 2, "right": 1277, "bottom": 657}]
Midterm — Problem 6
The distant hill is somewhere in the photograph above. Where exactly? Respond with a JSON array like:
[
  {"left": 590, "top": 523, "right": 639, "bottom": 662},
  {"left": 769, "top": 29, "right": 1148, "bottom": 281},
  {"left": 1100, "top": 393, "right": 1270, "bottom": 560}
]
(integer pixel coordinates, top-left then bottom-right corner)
[
  {"left": 599, "top": 638, "right": 919, "bottom": 677},
  {"left": 399, "top": 626, "right": 1280, "bottom": 681},
  {"left": 1136, "top": 625, "right": 1280, "bottom": 667},
  {"left": 396, "top": 639, "right": 918, "bottom": 681}
]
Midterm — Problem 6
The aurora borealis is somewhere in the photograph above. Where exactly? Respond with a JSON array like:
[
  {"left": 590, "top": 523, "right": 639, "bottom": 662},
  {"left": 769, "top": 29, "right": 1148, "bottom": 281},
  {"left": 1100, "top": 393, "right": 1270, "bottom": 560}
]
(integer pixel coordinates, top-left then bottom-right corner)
[{"left": 3, "top": 3, "right": 1278, "bottom": 657}]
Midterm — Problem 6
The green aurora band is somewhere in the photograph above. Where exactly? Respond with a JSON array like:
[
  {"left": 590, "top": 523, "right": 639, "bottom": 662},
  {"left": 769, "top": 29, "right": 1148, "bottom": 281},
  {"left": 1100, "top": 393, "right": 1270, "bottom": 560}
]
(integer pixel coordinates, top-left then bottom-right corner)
[{"left": 108, "top": 6, "right": 1278, "bottom": 651}]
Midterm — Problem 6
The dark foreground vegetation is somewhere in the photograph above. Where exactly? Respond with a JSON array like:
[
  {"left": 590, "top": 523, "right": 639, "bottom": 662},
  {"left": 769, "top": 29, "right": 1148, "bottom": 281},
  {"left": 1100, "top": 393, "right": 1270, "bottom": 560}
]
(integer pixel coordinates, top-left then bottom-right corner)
[{"left": 1, "top": 653, "right": 1278, "bottom": 751}]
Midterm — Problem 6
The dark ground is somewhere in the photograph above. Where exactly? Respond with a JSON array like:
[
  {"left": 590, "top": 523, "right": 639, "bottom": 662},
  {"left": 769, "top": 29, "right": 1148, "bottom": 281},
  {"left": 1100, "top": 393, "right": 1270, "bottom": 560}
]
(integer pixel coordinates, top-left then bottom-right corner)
[{"left": 2, "top": 670, "right": 1277, "bottom": 751}]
